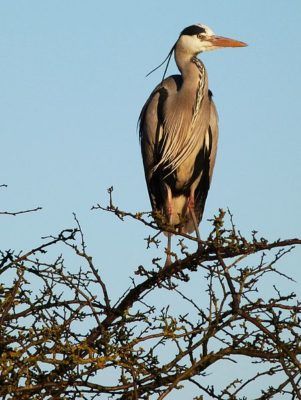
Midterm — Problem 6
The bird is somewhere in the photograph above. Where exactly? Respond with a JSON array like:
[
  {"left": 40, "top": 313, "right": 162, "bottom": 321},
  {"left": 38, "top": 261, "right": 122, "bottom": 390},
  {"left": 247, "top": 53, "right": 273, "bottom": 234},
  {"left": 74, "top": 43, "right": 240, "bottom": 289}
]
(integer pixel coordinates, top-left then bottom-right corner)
[{"left": 139, "top": 24, "right": 247, "bottom": 265}]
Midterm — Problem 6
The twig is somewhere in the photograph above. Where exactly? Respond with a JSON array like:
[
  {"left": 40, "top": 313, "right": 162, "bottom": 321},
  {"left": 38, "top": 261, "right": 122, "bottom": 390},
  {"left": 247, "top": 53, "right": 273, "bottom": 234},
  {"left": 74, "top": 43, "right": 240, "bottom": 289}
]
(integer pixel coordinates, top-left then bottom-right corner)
[{"left": 0, "top": 206, "right": 42, "bottom": 216}]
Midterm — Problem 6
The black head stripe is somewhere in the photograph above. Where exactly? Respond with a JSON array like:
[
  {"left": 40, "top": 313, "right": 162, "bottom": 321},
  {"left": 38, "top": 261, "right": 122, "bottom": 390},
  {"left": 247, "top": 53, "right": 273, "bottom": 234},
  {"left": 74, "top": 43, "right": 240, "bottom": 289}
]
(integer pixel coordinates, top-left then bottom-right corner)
[{"left": 180, "top": 25, "right": 206, "bottom": 36}]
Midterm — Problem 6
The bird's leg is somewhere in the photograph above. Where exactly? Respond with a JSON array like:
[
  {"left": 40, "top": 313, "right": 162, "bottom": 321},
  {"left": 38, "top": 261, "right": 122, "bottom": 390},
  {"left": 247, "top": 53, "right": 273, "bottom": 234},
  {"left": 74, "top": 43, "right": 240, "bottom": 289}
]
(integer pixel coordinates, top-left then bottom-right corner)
[
  {"left": 165, "top": 231, "right": 172, "bottom": 267},
  {"left": 164, "top": 185, "right": 173, "bottom": 267},
  {"left": 187, "top": 195, "right": 202, "bottom": 252},
  {"left": 164, "top": 201, "right": 173, "bottom": 267}
]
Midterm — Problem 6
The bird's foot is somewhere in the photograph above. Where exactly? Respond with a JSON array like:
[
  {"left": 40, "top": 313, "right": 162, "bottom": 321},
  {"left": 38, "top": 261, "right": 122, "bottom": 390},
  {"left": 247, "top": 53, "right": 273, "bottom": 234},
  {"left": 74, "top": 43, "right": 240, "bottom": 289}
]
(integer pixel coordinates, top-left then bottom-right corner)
[
  {"left": 197, "top": 240, "right": 203, "bottom": 253},
  {"left": 164, "top": 254, "right": 172, "bottom": 267}
]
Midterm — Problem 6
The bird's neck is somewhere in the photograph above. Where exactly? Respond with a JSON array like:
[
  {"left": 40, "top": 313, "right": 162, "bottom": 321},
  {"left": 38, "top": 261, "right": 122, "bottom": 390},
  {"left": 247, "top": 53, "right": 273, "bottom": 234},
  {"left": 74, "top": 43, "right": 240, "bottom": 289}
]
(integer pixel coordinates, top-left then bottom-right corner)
[
  {"left": 174, "top": 51, "right": 208, "bottom": 124},
  {"left": 175, "top": 50, "right": 206, "bottom": 89}
]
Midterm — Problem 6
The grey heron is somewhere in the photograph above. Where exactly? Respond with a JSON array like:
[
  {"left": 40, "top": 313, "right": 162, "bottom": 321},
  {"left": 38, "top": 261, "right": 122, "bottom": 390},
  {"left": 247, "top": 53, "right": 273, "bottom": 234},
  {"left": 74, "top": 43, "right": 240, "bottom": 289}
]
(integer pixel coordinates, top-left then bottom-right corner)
[{"left": 139, "top": 24, "right": 246, "bottom": 265}]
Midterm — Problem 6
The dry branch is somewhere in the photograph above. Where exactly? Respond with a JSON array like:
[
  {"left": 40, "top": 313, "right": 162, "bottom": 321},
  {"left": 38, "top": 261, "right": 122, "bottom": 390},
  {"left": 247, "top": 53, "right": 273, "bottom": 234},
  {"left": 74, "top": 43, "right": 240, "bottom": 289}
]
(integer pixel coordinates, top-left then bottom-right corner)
[{"left": 0, "top": 193, "right": 300, "bottom": 399}]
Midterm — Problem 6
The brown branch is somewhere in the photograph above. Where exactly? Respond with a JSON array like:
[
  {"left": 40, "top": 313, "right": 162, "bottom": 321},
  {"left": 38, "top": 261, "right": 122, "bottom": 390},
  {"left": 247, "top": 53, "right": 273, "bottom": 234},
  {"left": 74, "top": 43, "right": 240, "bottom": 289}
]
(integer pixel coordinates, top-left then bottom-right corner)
[
  {"left": 0, "top": 206, "right": 42, "bottom": 216},
  {"left": 1, "top": 380, "right": 134, "bottom": 397},
  {"left": 0, "top": 267, "right": 24, "bottom": 324},
  {"left": 0, "top": 228, "right": 78, "bottom": 274},
  {"left": 86, "top": 237, "right": 301, "bottom": 345},
  {"left": 72, "top": 213, "right": 111, "bottom": 310},
  {"left": 2, "top": 196, "right": 301, "bottom": 399},
  {"left": 91, "top": 202, "right": 205, "bottom": 244},
  {"left": 3, "top": 299, "right": 104, "bottom": 322},
  {"left": 238, "top": 310, "right": 301, "bottom": 372},
  {"left": 216, "top": 250, "right": 239, "bottom": 312}
]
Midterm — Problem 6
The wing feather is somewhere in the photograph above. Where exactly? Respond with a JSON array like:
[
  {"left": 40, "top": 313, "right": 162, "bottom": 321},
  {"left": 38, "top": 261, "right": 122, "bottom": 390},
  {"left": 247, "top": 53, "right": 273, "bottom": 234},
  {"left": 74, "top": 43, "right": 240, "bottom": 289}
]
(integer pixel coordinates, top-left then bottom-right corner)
[
  {"left": 139, "top": 76, "right": 181, "bottom": 213},
  {"left": 193, "top": 95, "right": 219, "bottom": 226}
]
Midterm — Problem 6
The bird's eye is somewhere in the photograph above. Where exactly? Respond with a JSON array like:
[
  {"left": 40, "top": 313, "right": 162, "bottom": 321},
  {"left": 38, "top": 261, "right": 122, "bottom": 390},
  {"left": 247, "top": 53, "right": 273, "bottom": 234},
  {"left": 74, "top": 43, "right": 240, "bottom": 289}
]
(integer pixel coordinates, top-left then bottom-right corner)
[{"left": 197, "top": 33, "right": 205, "bottom": 39}]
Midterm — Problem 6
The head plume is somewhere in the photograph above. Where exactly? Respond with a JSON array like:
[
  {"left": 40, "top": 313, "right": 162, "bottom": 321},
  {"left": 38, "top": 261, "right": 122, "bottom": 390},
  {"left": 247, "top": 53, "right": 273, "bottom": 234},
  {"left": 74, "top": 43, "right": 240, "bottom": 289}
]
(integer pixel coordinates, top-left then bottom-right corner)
[{"left": 146, "top": 43, "right": 176, "bottom": 82}]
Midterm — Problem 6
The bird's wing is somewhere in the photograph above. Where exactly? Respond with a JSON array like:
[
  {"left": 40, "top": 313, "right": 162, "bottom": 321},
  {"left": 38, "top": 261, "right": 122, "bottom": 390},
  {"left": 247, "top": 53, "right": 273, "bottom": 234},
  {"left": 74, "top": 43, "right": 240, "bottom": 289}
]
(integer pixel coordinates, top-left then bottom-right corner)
[
  {"left": 139, "top": 75, "right": 182, "bottom": 213},
  {"left": 156, "top": 74, "right": 211, "bottom": 179},
  {"left": 193, "top": 93, "right": 219, "bottom": 225}
]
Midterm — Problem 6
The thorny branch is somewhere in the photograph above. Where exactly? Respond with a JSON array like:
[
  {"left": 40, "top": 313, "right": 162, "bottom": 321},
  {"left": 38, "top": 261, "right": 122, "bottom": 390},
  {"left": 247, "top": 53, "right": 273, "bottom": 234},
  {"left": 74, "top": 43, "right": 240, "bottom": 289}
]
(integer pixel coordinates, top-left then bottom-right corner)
[
  {"left": 0, "top": 188, "right": 301, "bottom": 399},
  {"left": 0, "top": 184, "right": 42, "bottom": 216},
  {"left": 0, "top": 206, "right": 42, "bottom": 216}
]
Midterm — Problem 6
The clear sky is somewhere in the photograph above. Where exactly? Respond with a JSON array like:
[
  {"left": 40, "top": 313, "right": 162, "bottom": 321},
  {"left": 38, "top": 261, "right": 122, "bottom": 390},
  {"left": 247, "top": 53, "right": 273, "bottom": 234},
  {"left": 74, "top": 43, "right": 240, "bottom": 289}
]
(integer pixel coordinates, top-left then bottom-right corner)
[{"left": 0, "top": 1, "right": 300, "bottom": 397}]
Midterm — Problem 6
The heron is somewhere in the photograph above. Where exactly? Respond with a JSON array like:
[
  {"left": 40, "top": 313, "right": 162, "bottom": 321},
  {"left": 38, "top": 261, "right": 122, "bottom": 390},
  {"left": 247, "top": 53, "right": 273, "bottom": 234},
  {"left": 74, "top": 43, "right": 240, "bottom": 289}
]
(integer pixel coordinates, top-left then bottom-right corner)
[{"left": 139, "top": 24, "right": 246, "bottom": 265}]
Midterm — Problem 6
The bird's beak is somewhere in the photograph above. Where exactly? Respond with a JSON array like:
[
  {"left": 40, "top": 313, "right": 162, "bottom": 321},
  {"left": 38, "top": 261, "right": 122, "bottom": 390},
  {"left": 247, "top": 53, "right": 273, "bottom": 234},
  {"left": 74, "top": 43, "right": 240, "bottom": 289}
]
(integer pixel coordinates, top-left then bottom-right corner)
[{"left": 208, "top": 35, "right": 247, "bottom": 48}]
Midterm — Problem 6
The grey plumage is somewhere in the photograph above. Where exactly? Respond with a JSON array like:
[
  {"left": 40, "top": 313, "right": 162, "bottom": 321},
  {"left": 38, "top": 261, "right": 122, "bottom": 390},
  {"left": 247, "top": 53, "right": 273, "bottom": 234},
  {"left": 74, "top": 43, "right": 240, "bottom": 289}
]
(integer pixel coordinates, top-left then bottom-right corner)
[{"left": 139, "top": 24, "right": 246, "bottom": 255}]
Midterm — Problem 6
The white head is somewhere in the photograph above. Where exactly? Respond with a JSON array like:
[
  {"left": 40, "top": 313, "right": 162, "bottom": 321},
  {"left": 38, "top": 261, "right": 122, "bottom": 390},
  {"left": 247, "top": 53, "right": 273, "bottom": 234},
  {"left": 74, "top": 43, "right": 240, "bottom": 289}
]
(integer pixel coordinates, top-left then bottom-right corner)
[
  {"left": 146, "top": 24, "right": 247, "bottom": 80},
  {"left": 176, "top": 23, "right": 247, "bottom": 55}
]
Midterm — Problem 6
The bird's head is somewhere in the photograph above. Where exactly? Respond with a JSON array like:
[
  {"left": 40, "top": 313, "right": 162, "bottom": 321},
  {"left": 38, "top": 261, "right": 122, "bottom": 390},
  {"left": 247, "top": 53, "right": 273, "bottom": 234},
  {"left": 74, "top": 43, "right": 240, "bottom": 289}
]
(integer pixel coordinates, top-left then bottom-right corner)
[
  {"left": 146, "top": 23, "right": 247, "bottom": 80},
  {"left": 176, "top": 24, "right": 247, "bottom": 55}
]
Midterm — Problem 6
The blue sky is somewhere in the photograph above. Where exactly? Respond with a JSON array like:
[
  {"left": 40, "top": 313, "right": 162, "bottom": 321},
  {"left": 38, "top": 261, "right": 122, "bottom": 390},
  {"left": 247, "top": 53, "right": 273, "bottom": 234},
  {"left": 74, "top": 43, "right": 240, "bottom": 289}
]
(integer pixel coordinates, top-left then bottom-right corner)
[{"left": 0, "top": 1, "right": 300, "bottom": 397}]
